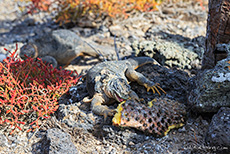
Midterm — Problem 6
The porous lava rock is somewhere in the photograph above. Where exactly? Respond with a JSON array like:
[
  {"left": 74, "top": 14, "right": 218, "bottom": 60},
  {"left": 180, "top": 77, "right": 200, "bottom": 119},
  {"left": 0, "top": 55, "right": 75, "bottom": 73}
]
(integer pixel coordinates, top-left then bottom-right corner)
[{"left": 188, "top": 57, "right": 230, "bottom": 112}]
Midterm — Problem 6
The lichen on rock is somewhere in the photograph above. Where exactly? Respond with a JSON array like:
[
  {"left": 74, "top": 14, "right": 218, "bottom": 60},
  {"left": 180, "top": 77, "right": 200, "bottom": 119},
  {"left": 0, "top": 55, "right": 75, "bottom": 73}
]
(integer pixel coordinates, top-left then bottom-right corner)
[
  {"left": 211, "top": 72, "right": 230, "bottom": 82},
  {"left": 131, "top": 39, "right": 201, "bottom": 69}
]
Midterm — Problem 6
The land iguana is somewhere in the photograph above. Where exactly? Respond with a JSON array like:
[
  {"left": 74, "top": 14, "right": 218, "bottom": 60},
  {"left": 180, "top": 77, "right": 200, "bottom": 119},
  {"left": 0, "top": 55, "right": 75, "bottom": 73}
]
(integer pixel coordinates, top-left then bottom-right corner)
[
  {"left": 19, "top": 29, "right": 115, "bottom": 67},
  {"left": 83, "top": 57, "right": 166, "bottom": 118}
]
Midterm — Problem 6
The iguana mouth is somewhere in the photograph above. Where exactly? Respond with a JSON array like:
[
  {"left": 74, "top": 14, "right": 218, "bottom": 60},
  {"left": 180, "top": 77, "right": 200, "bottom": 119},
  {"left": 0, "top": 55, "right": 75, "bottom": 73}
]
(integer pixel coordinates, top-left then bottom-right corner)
[{"left": 114, "top": 92, "right": 125, "bottom": 102}]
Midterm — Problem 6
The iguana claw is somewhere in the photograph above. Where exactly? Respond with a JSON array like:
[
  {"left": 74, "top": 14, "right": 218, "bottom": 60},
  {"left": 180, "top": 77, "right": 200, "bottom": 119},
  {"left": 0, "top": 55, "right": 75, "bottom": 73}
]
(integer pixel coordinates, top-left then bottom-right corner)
[{"left": 144, "top": 83, "right": 166, "bottom": 96}]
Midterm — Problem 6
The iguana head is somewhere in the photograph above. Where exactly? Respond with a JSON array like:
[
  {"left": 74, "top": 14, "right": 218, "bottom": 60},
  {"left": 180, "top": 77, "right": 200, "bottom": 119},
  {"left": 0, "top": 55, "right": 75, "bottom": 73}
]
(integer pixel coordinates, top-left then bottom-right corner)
[
  {"left": 20, "top": 43, "right": 38, "bottom": 60},
  {"left": 104, "top": 77, "right": 131, "bottom": 102}
]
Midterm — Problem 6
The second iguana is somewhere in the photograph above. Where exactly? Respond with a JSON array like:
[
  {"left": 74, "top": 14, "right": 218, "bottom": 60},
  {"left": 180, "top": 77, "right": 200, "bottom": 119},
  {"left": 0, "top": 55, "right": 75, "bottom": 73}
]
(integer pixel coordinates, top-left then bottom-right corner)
[{"left": 19, "top": 29, "right": 115, "bottom": 67}]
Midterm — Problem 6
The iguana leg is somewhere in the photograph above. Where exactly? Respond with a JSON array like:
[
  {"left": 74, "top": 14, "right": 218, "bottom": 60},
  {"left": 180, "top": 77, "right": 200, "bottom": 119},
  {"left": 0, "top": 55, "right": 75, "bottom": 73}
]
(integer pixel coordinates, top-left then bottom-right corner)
[
  {"left": 125, "top": 67, "right": 166, "bottom": 95},
  {"left": 83, "top": 93, "right": 116, "bottom": 120},
  {"left": 63, "top": 52, "right": 86, "bottom": 68}
]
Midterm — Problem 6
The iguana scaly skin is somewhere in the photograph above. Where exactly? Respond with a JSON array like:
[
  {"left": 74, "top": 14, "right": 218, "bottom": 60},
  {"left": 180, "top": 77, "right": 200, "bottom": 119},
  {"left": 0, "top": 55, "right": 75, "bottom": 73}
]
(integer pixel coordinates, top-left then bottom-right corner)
[{"left": 83, "top": 57, "right": 166, "bottom": 118}]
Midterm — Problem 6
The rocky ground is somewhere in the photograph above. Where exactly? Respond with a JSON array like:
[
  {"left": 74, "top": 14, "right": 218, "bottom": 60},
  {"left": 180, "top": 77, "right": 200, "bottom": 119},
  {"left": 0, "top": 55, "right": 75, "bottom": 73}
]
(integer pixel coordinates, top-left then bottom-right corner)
[{"left": 0, "top": 0, "right": 230, "bottom": 154}]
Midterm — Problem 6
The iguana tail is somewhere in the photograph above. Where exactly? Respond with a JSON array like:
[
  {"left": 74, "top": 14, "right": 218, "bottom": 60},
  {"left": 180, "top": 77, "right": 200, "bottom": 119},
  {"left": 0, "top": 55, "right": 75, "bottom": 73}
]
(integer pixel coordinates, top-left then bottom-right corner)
[{"left": 128, "top": 57, "right": 160, "bottom": 70}]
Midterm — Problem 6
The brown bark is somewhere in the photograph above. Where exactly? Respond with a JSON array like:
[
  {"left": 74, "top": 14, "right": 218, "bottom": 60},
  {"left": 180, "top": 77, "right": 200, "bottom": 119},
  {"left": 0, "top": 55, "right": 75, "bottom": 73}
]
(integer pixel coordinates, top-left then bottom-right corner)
[{"left": 202, "top": 0, "right": 230, "bottom": 69}]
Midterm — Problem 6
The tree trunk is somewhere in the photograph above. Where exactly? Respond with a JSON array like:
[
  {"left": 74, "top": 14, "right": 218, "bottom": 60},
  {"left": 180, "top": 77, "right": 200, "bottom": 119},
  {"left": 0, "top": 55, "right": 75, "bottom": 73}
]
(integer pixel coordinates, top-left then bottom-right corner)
[{"left": 202, "top": 0, "right": 230, "bottom": 69}]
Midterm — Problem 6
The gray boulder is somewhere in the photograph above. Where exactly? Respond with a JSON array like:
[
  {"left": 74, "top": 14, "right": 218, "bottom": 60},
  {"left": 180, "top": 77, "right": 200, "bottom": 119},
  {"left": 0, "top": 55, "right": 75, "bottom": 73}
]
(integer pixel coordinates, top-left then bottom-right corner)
[
  {"left": 41, "top": 128, "right": 78, "bottom": 154},
  {"left": 188, "top": 57, "right": 230, "bottom": 112},
  {"left": 205, "top": 107, "right": 230, "bottom": 153}
]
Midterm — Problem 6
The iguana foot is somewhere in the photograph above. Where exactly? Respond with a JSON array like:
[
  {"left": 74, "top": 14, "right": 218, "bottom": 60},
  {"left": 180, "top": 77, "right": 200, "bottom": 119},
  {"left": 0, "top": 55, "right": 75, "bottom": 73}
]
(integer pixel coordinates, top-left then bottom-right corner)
[
  {"left": 102, "top": 108, "right": 117, "bottom": 121},
  {"left": 92, "top": 105, "right": 117, "bottom": 121},
  {"left": 144, "top": 83, "right": 166, "bottom": 96},
  {"left": 85, "top": 94, "right": 117, "bottom": 120},
  {"left": 83, "top": 96, "right": 93, "bottom": 103}
]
